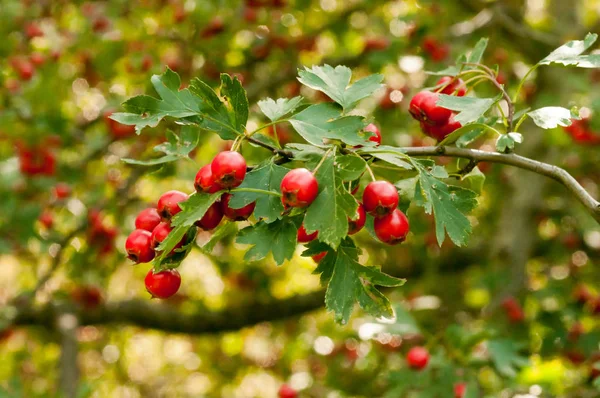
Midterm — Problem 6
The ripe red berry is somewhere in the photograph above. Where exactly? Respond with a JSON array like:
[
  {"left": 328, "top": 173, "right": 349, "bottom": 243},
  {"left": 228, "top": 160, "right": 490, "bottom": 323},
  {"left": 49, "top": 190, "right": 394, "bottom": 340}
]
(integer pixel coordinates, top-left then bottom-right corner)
[
  {"left": 30, "top": 52, "right": 46, "bottom": 66},
  {"left": 280, "top": 168, "right": 319, "bottom": 208},
  {"left": 103, "top": 110, "right": 136, "bottom": 138},
  {"left": 436, "top": 76, "right": 466, "bottom": 96},
  {"left": 145, "top": 269, "right": 181, "bottom": 299},
  {"left": 135, "top": 208, "right": 162, "bottom": 232},
  {"left": 39, "top": 210, "right": 53, "bottom": 229},
  {"left": 211, "top": 151, "right": 247, "bottom": 189},
  {"left": 409, "top": 91, "right": 451, "bottom": 126},
  {"left": 454, "top": 383, "right": 467, "bottom": 398},
  {"left": 25, "top": 22, "right": 44, "bottom": 38},
  {"left": 406, "top": 346, "right": 429, "bottom": 370},
  {"left": 278, "top": 384, "right": 298, "bottom": 398},
  {"left": 221, "top": 193, "right": 255, "bottom": 221},
  {"left": 195, "top": 164, "right": 221, "bottom": 193},
  {"left": 348, "top": 202, "right": 366, "bottom": 235},
  {"left": 125, "top": 229, "right": 155, "bottom": 263},
  {"left": 365, "top": 123, "right": 381, "bottom": 145},
  {"left": 501, "top": 297, "right": 525, "bottom": 323},
  {"left": 53, "top": 183, "right": 71, "bottom": 199},
  {"left": 157, "top": 190, "right": 188, "bottom": 220},
  {"left": 420, "top": 114, "right": 461, "bottom": 141},
  {"left": 71, "top": 285, "right": 103, "bottom": 309},
  {"left": 362, "top": 181, "right": 399, "bottom": 218},
  {"left": 374, "top": 209, "right": 409, "bottom": 244},
  {"left": 195, "top": 201, "right": 224, "bottom": 230},
  {"left": 151, "top": 222, "right": 183, "bottom": 253},
  {"left": 311, "top": 252, "right": 327, "bottom": 263},
  {"left": 297, "top": 224, "right": 318, "bottom": 243}
]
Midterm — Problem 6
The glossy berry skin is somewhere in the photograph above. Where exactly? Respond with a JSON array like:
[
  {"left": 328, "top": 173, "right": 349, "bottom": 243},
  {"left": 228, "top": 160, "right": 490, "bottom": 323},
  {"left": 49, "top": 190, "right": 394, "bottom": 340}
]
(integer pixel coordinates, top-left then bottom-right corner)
[
  {"left": 406, "top": 346, "right": 429, "bottom": 370},
  {"left": 408, "top": 91, "right": 451, "bottom": 126},
  {"left": 195, "top": 201, "right": 224, "bottom": 230},
  {"left": 125, "top": 229, "right": 155, "bottom": 263},
  {"left": 145, "top": 269, "right": 181, "bottom": 299},
  {"left": 362, "top": 181, "right": 399, "bottom": 218},
  {"left": 157, "top": 190, "right": 188, "bottom": 220},
  {"left": 420, "top": 114, "right": 461, "bottom": 141},
  {"left": 135, "top": 208, "right": 162, "bottom": 232},
  {"left": 297, "top": 224, "right": 318, "bottom": 243},
  {"left": 311, "top": 252, "right": 327, "bottom": 263},
  {"left": 278, "top": 384, "right": 298, "bottom": 398},
  {"left": 280, "top": 168, "right": 319, "bottom": 208},
  {"left": 194, "top": 164, "right": 221, "bottom": 193},
  {"left": 348, "top": 203, "right": 366, "bottom": 235},
  {"left": 374, "top": 209, "right": 410, "bottom": 245},
  {"left": 211, "top": 151, "right": 247, "bottom": 189},
  {"left": 365, "top": 123, "right": 381, "bottom": 146},
  {"left": 221, "top": 193, "right": 255, "bottom": 221},
  {"left": 151, "top": 222, "right": 183, "bottom": 252},
  {"left": 454, "top": 383, "right": 467, "bottom": 398},
  {"left": 436, "top": 76, "right": 466, "bottom": 96}
]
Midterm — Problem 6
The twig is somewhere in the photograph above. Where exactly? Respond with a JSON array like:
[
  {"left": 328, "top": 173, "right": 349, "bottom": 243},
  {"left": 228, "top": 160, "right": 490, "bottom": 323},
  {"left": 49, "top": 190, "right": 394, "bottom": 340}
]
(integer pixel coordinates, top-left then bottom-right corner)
[
  {"left": 57, "top": 311, "right": 79, "bottom": 398},
  {"left": 245, "top": 136, "right": 294, "bottom": 159}
]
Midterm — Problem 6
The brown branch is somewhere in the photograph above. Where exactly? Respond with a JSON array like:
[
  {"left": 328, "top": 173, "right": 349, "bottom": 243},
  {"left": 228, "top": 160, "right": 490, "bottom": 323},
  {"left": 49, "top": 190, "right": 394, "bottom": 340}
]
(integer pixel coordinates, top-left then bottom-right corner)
[{"left": 56, "top": 311, "right": 79, "bottom": 398}]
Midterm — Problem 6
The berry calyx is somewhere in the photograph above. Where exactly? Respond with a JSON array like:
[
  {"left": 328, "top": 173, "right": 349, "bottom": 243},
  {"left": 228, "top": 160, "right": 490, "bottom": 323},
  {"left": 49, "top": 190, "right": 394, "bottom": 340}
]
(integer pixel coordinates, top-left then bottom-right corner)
[
  {"left": 374, "top": 209, "right": 410, "bottom": 244},
  {"left": 278, "top": 384, "right": 298, "bottom": 398},
  {"left": 157, "top": 190, "right": 188, "bottom": 220},
  {"left": 406, "top": 346, "right": 429, "bottom": 370},
  {"left": 151, "top": 222, "right": 183, "bottom": 253},
  {"left": 348, "top": 202, "right": 366, "bottom": 235},
  {"left": 221, "top": 193, "right": 255, "bottom": 221},
  {"left": 280, "top": 168, "right": 319, "bottom": 208},
  {"left": 409, "top": 91, "right": 451, "bottom": 126},
  {"left": 365, "top": 123, "right": 381, "bottom": 146},
  {"left": 194, "top": 164, "right": 221, "bottom": 193},
  {"left": 135, "top": 208, "right": 162, "bottom": 232},
  {"left": 211, "top": 151, "right": 247, "bottom": 189},
  {"left": 436, "top": 76, "right": 466, "bottom": 96},
  {"left": 125, "top": 229, "right": 155, "bottom": 263},
  {"left": 362, "top": 181, "right": 399, "bottom": 218},
  {"left": 144, "top": 269, "right": 181, "bottom": 299},
  {"left": 195, "top": 201, "right": 224, "bottom": 230},
  {"left": 297, "top": 224, "right": 318, "bottom": 243}
]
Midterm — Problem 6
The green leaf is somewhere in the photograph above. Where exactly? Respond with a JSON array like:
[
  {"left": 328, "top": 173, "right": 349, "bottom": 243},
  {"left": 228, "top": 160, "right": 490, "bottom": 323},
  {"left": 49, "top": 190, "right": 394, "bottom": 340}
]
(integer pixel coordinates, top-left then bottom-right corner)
[
  {"left": 297, "top": 65, "right": 384, "bottom": 111},
  {"left": 228, "top": 161, "right": 288, "bottom": 223},
  {"left": 496, "top": 132, "right": 523, "bottom": 152},
  {"left": 437, "top": 123, "right": 490, "bottom": 146},
  {"left": 303, "top": 150, "right": 358, "bottom": 248},
  {"left": 414, "top": 164, "right": 478, "bottom": 246},
  {"left": 336, "top": 154, "right": 366, "bottom": 181},
  {"left": 111, "top": 68, "right": 202, "bottom": 134},
  {"left": 487, "top": 339, "right": 529, "bottom": 377},
  {"left": 288, "top": 103, "right": 368, "bottom": 146},
  {"left": 200, "top": 222, "right": 238, "bottom": 254},
  {"left": 394, "top": 176, "right": 417, "bottom": 214},
  {"left": 527, "top": 106, "right": 578, "bottom": 129},
  {"left": 357, "top": 146, "right": 413, "bottom": 169},
  {"left": 467, "top": 38, "right": 489, "bottom": 64},
  {"left": 378, "top": 304, "right": 420, "bottom": 335},
  {"left": 539, "top": 33, "right": 599, "bottom": 67},
  {"left": 315, "top": 238, "right": 405, "bottom": 324},
  {"left": 463, "top": 166, "right": 486, "bottom": 194},
  {"left": 122, "top": 126, "right": 200, "bottom": 165},
  {"left": 436, "top": 94, "right": 500, "bottom": 125},
  {"left": 219, "top": 73, "right": 249, "bottom": 133},
  {"left": 236, "top": 218, "right": 298, "bottom": 265},
  {"left": 258, "top": 96, "right": 304, "bottom": 121}
]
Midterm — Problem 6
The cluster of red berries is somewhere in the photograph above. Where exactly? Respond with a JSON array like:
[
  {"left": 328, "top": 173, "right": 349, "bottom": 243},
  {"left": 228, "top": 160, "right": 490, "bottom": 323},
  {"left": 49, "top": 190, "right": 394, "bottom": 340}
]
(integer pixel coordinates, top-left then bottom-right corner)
[
  {"left": 409, "top": 76, "right": 465, "bottom": 141},
  {"left": 422, "top": 36, "right": 450, "bottom": 62},
  {"left": 16, "top": 142, "right": 56, "bottom": 177},
  {"left": 37, "top": 183, "right": 72, "bottom": 230},
  {"left": 563, "top": 117, "right": 600, "bottom": 145},
  {"left": 88, "top": 210, "right": 119, "bottom": 256}
]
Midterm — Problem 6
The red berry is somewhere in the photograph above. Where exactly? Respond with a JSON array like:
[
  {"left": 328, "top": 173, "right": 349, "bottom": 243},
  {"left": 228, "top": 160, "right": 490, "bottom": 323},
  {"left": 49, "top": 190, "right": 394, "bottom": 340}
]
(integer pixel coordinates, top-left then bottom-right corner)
[
  {"left": 151, "top": 222, "right": 183, "bottom": 253},
  {"left": 195, "top": 201, "right": 224, "bottom": 230},
  {"left": 211, "top": 151, "right": 247, "bottom": 189},
  {"left": 53, "top": 183, "right": 71, "bottom": 199},
  {"left": 420, "top": 114, "right": 461, "bottom": 141},
  {"left": 454, "top": 383, "right": 467, "bottom": 398},
  {"left": 573, "top": 284, "right": 593, "bottom": 305},
  {"left": 502, "top": 297, "right": 525, "bottom": 323},
  {"left": 194, "top": 164, "right": 221, "bottom": 193},
  {"left": 409, "top": 91, "right": 451, "bottom": 126},
  {"left": 374, "top": 209, "right": 409, "bottom": 245},
  {"left": 278, "top": 384, "right": 298, "bottom": 398},
  {"left": 280, "top": 168, "right": 319, "bottom": 208},
  {"left": 135, "top": 208, "right": 162, "bottom": 232},
  {"left": 348, "top": 203, "right": 366, "bottom": 235},
  {"left": 125, "top": 229, "right": 155, "bottom": 263},
  {"left": 16, "top": 60, "right": 35, "bottom": 81},
  {"left": 145, "top": 269, "right": 181, "bottom": 299},
  {"left": 436, "top": 76, "right": 466, "bottom": 96},
  {"left": 297, "top": 224, "right": 318, "bottom": 243},
  {"left": 30, "top": 52, "right": 46, "bottom": 66},
  {"left": 39, "top": 210, "right": 53, "bottom": 229},
  {"left": 157, "top": 190, "right": 188, "bottom": 220},
  {"left": 25, "top": 22, "right": 44, "bottom": 38},
  {"left": 221, "top": 193, "right": 255, "bottom": 221},
  {"left": 71, "top": 285, "right": 103, "bottom": 309},
  {"left": 312, "top": 252, "right": 327, "bottom": 263},
  {"left": 362, "top": 181, "right": 399, "bottom": 218},
  {"left": 406, "top": 346, "right": 429, "bottom": 370},
  {"left": 103, "top": 110, "right": 136, "bottom": 139},
  {"left": 365, "top": 123, "right": 381, "bottom": 145}
]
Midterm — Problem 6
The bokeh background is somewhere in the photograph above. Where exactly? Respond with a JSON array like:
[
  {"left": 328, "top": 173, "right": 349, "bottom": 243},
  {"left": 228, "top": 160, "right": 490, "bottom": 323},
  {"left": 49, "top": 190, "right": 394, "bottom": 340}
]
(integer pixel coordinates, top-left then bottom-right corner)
[{"left": 1, "top": 0, "right": 600, "bottom": 397}]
